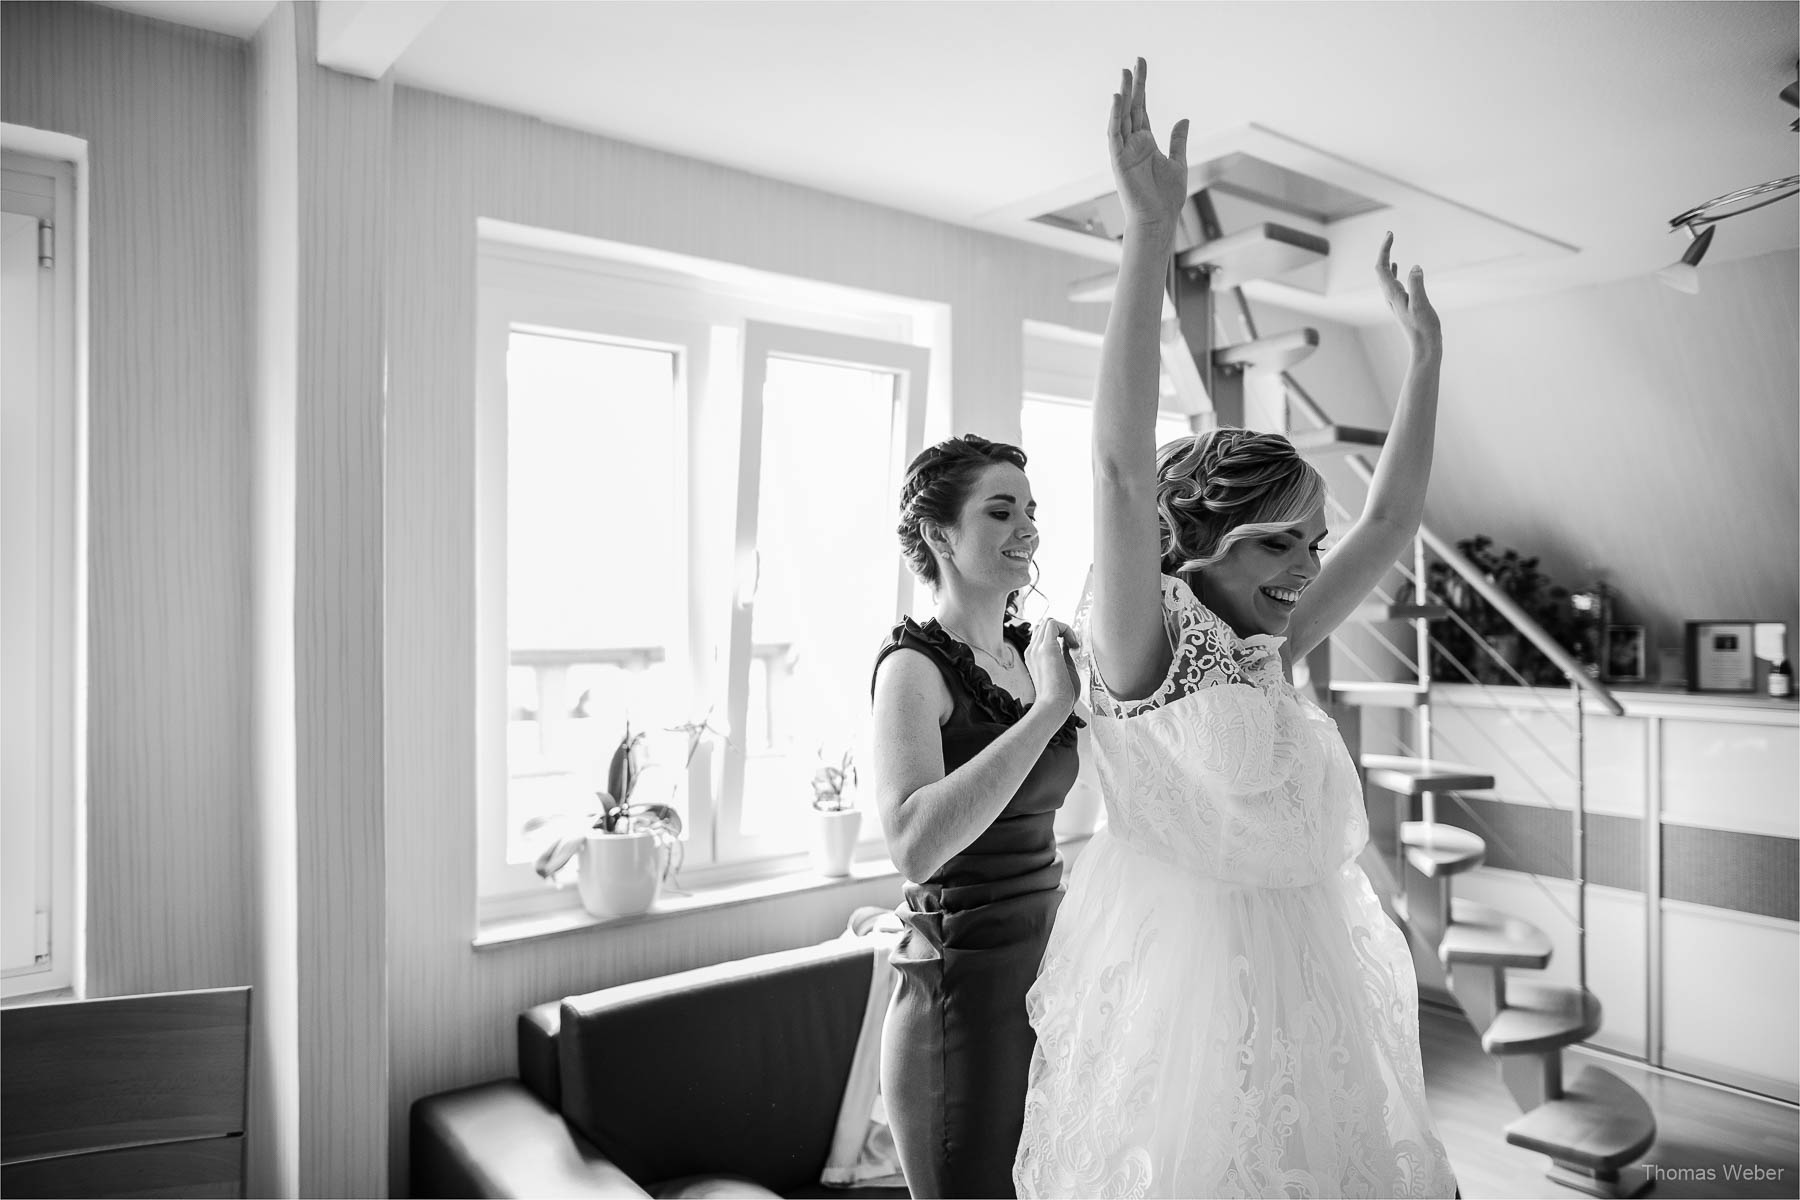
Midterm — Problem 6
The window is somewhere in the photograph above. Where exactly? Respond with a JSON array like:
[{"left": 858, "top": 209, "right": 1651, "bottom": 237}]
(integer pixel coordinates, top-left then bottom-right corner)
[
  {"left": 1020, "top": 323, "right": 1195, "bottom": 620},
  {"left": 2, "top": 150, "right": 80, "bottom": 999},
  {"left": 476, "top": 235, "right": 935, "bottom": 911}
]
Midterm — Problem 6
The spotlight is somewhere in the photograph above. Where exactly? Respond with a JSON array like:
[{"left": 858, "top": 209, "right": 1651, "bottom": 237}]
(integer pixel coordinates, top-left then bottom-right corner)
[
  {"left": 1655, "top": 224, "right": 1713, "bottom": 294},
  {"left": 1658, "top": 175, "right": 1798, "bottom": 294}
]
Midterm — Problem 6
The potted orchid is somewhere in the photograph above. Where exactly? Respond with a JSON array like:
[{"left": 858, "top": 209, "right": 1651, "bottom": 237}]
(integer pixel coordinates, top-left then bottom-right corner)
[
  {"left": 530, "top": 712, "right": 718, "bottom": 916},
  {"left": 810, "top": 747, "right": 861, "bottom": 877}
]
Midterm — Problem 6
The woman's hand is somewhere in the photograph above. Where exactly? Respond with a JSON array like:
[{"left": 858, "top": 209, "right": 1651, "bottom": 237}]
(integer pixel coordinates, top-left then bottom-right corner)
[
  {"left": 1376, "top": 232, "right": 1442, "bottom": 358},
  {"left": 1109, "top": 58, "right": 1189, "bottom": 233},
  {"left": 1027, "top": 619, "right": 1081, "bottom": 720}
]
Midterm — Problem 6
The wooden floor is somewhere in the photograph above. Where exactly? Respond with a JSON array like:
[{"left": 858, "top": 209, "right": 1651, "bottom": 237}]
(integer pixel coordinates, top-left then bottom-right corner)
[{"left": 1420, "top": 1002, "right": 1800, "bottom": 1199}]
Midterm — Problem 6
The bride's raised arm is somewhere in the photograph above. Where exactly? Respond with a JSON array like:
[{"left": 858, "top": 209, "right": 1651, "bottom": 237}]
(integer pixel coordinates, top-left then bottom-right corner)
[
  {"left": 1283, "top": 234, "right": 1443, "bottom": 661},
  {"left": 1089, "top": 58, "right": 1190, "bottom": 701}
]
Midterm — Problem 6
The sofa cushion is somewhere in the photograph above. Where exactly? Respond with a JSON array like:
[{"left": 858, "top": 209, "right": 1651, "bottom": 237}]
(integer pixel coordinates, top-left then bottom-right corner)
[
  {"left": 558, "top": 939, "right": 875, "bottom": 1196},
  {"left": 410, "top": 1079, "right": 649, "bottom": 1198}
]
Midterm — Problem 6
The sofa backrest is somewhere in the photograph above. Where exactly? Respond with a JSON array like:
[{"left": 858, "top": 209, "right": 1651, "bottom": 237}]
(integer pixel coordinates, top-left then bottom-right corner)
[{"left": 556, "top": 937, "right": 876, "bottom": 1194}]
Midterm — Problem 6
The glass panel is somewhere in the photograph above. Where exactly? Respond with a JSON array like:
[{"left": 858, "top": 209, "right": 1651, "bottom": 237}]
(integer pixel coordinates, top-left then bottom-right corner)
[
  {"left": 1020, "top": 397, "right": 1191, "bottom": 620},
  {"left": 740, "top": 355, "right": 898, "bottom": 845},
  {"left": 504, "top": 331, "right": 686, "bottom": 862}
]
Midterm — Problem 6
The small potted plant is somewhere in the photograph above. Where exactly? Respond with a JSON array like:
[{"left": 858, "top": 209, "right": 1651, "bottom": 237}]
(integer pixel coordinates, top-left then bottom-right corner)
[
  {"left": 530, "top": 719, "right": 688, "bottom": 917},
  {"left": 810, "top": 747, "right": 861, "bottom": 877}
]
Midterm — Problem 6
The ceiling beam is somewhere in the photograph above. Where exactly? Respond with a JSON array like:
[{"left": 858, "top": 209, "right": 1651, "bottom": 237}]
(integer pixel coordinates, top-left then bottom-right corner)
[{"left": 316, "top": 0, "right": 446, "bottom": 81}]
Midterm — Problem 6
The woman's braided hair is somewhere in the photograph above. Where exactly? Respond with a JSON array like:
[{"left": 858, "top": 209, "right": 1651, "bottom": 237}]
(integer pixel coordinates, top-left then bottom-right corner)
[
  {"left": 897, "top": 434, "right": 1028, "bottom": 588},
  {"left": 1155, "top": 427, "right": 1326, "bottom": 575}
]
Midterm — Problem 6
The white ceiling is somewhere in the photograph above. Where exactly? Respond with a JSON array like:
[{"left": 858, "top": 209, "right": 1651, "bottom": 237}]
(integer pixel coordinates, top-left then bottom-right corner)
[{"left": 104, "top": 0, "right": 1800, "bottom": 322}]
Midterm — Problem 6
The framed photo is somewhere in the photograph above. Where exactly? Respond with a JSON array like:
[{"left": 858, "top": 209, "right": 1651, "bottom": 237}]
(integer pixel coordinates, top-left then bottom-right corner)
[
  {"left": 1603, "top": 624, "right": 1646, "bottom": 683},
  {"left": 1686, "top": 621, "right": 1756, "bottom": 693}
]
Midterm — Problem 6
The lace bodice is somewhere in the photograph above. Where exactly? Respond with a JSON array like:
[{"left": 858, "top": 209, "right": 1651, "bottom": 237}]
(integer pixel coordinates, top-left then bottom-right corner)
[{"left": 1078, "top": 575, "right": 1368, "bottom": 887}]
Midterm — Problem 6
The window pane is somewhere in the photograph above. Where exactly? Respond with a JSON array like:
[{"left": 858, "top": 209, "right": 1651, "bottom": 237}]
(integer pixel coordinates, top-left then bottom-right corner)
[
  {"left": 1020, "top": 397, "right": 1191, "bottom": 621},
  {"left": 504, "top": 331, "right": 686, "bottom": 861},
  {"left": 741, "top": 356, "right": 897, "bottom": 844}
]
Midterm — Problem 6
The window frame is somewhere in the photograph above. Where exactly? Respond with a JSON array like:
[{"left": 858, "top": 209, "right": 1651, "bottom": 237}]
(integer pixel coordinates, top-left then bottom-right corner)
[
  {"left": 474, "top": 235, "right": 935, "bottom": 918},
  {"left": 1, "top": 149, "right": 81, "bottom": 1000},
  {"left": 718, "top": 321, "right": 930, "bottom": 863}
]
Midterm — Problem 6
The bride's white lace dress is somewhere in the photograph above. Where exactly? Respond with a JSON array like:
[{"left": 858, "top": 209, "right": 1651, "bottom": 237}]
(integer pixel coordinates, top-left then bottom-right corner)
[{"left": 1014, "top": 575, "right": 1458, "bottom": 1199}]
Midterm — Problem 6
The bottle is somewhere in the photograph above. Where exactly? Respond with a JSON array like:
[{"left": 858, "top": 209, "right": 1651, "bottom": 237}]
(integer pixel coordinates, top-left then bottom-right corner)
[{"left": 1771, "top": 658, "right": 1793, "bottom": 699}]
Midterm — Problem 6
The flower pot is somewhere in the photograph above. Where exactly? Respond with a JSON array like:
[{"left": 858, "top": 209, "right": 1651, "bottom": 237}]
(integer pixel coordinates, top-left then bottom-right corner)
[
  {"left": 811, "top": 807, "right": 862, "bottom": 878},
  {"left": 1053, "top": 778, "right": 1104, "bottom": 841},
  {"left": 577, "top": 830, "right": 662, "bottom": 917}
]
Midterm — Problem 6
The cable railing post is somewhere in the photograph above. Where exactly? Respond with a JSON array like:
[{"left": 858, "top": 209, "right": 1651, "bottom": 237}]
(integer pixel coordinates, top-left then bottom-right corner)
[{"left": 1574, "top": 679, "right": 1588, "bottom": 994}]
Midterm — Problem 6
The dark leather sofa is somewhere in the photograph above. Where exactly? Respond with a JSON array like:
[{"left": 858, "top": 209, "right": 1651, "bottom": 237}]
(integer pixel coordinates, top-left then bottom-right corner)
[{"left": 410, "top": 937, "right": 911, "bottom": 1199}]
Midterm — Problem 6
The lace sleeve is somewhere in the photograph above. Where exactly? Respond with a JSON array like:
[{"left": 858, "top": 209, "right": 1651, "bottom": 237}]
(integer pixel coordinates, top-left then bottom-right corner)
[{"left": 1083, "top": 576, "right": 1251, "bottom": 720}]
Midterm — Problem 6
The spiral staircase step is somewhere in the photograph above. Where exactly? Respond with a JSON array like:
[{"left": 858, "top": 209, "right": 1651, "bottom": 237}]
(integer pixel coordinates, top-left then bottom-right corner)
[
  {"left": 1401, "top": 820, "right": 1486, "bottom": 878},
  {"left": 1364, "top": 754, "right": 1496, "bottom": 795},
  {"left": 1506, "top": 1065, "right": 1658, "bottom": 1196},
  {"left": 1482, "top": 980, "right": 1604, "bottom": 1056},
  {"left": 1289, "top": 422, "right": 1387, "bottom": 459},
  {"left": 1331, "top": 681, "right": 1431, "bottom": 708},
  {"left": 1439, "top": 900, "right": 1554, "bottom": 969}
]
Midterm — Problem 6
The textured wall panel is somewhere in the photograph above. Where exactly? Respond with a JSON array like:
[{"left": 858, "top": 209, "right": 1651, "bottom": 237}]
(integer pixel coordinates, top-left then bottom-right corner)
[
  {"left": 0, "top": 1, "right": 251, "bottom": 997},
  {"left": 291, "top": 6, "right": 389, "bottom": 1194},
  {"left": 1662, "top": 824, "right": 1798, "bottom": 922}
]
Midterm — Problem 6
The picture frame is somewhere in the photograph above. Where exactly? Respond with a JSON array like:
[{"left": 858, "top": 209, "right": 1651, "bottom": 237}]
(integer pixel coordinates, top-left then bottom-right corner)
[
  {"left": 1602, "top": 624, "right": 1646, "bottom": 683},
  {"left": 1685, "top": 620, "right": 1756, "bottom": 693}
]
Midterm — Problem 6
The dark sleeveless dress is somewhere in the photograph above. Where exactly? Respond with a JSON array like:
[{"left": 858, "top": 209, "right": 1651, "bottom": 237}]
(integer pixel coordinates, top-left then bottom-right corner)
[{"left": 871, "top": 617, "right": 1083, "bottom": 1199}]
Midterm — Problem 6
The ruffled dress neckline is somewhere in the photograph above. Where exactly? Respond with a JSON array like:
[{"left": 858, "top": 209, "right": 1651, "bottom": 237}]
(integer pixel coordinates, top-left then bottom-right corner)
[{"left": 897, "top": 615, "right": 1084, "bottom": 748}]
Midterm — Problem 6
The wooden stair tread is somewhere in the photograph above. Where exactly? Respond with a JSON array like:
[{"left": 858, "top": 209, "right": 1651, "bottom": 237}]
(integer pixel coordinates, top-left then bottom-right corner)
[
  {"left": 1174, "top": 222, "right": 1330, "bottom": 290},
  {"left": 1212, "top": 329, "right": 1319, "bottom": 373},
  {"left": 1482, "top": 980, "right": 1603, "bottom": 1056},
  {"left": 1439, "top": 899, "right": 1553, "bottom": 968},
  {"left": 1351, "top": 601, "right": 1453, "bottom": 623},
  {"left": 1505, "top": 1065, "right": 1657, "bottom": 1171},
  {"left": 1330, "top": 681, "right": 1430, "bottom": 708},
  {"left": 1363, "top": 754, "right": 1496, "bottom": 795},
  {"left": 1289, "top": 423, "right": 1386, "bottom": 458},
  {"left": 1401, "top": 821, "right": 1486, "bottom": 877}
]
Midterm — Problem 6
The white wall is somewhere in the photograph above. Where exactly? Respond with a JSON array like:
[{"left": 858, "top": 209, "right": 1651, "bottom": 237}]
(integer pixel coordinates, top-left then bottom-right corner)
[{"left": 1359, "top": 250, "right": 1800, "bottom": 665}]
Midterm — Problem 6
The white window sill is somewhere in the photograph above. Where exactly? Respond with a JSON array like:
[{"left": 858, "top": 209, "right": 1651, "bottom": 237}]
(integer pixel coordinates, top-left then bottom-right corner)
[
  {"left": 473, "top": 853, "right": 904, "bottom": 950},
  {"left": 473, "top": 831, "right": 1099, "bottom": 951}
]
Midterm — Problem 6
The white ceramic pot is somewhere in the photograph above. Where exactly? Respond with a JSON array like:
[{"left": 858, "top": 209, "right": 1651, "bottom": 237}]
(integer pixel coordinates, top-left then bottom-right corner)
[
  {"left": 577, "top": 830, "right": 662, "bottom": 917},
  {"left": 811, "top": 807, "right": 862, "bottom": 877},
  {"left": 1053, "top": 778, "right": 1104, "bottom": 841}
]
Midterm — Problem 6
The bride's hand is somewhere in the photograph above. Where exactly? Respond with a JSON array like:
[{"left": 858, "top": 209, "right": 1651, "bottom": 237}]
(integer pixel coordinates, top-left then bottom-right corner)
[
  {"left": 1376, "top": 231, "right": 1441, "bottom": 359},
  {"left": 1028, "top": 619, "right": 1081, "bottom": 720},
  {"left": 1109, "top": 57, "right": 1189, "bottom": 233}
]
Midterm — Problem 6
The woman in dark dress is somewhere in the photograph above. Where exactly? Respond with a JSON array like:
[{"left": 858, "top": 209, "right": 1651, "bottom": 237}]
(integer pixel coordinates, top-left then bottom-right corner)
[{"left": 869, "top": 434, "right": 1084, "bottom": 1199}]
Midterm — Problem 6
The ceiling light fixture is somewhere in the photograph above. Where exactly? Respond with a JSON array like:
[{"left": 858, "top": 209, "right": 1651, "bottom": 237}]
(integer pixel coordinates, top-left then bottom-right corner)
[
  {"left": 1658, "top": 174, "right": 1800, "bottom": 293},
  {"left": 1659, "top": 71, "right": 1800, "bottom": 293}
]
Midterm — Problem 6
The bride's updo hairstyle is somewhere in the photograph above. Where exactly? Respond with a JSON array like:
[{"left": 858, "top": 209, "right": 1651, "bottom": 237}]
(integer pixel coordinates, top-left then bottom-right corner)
[
  {"left": 897, "top": 433, "right": 1029, "bottom": 589},
  {"left": 1155, "top": 427, "right": 1325, "bottom": 576}
]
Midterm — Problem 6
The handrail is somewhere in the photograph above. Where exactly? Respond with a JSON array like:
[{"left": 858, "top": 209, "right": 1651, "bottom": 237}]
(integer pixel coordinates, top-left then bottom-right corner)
[{"left": 1337, "top": 455, "right": 1625, "bottom": 717}]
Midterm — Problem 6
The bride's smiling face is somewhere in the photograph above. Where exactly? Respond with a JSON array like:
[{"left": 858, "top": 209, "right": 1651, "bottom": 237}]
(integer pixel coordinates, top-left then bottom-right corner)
[{"left": 1192, "top": 506, "right": 1328, "bottom": 639}]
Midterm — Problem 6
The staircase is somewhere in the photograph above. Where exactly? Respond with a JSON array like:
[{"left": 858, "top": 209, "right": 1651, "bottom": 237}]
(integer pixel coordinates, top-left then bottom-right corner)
[{"left": 1077, "top": 191, "right": 1659, "bottom": 1197}]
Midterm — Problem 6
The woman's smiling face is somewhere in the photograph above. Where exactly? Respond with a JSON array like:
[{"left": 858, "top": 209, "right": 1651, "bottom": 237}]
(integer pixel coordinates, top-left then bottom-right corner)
[
  {"left": 1192, "top": 505, "right": 1328, "bottom": 639},
  {"left": 935, "top": 463, "right": 1038, "bottom": 598}
]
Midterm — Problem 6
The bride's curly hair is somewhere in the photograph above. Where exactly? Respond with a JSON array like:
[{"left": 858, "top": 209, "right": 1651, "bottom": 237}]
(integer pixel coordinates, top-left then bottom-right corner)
[
  {"left": 1155, "top": 428, "right": 1326, "bottom": 575},
  {"left": 897, "top": 434, "right": 1028, "bottom": 589}
]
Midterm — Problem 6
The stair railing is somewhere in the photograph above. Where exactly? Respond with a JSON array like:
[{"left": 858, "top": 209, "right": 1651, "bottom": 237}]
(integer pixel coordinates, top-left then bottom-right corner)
[{"left": 1275, "top": 374, "right": 1624, "bottom": 1001}]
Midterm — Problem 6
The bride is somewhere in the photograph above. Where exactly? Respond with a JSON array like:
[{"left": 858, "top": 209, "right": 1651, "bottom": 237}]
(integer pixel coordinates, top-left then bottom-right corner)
[{"left": 1013, "top": 59, "right": 1460, "bottom": 1198}]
